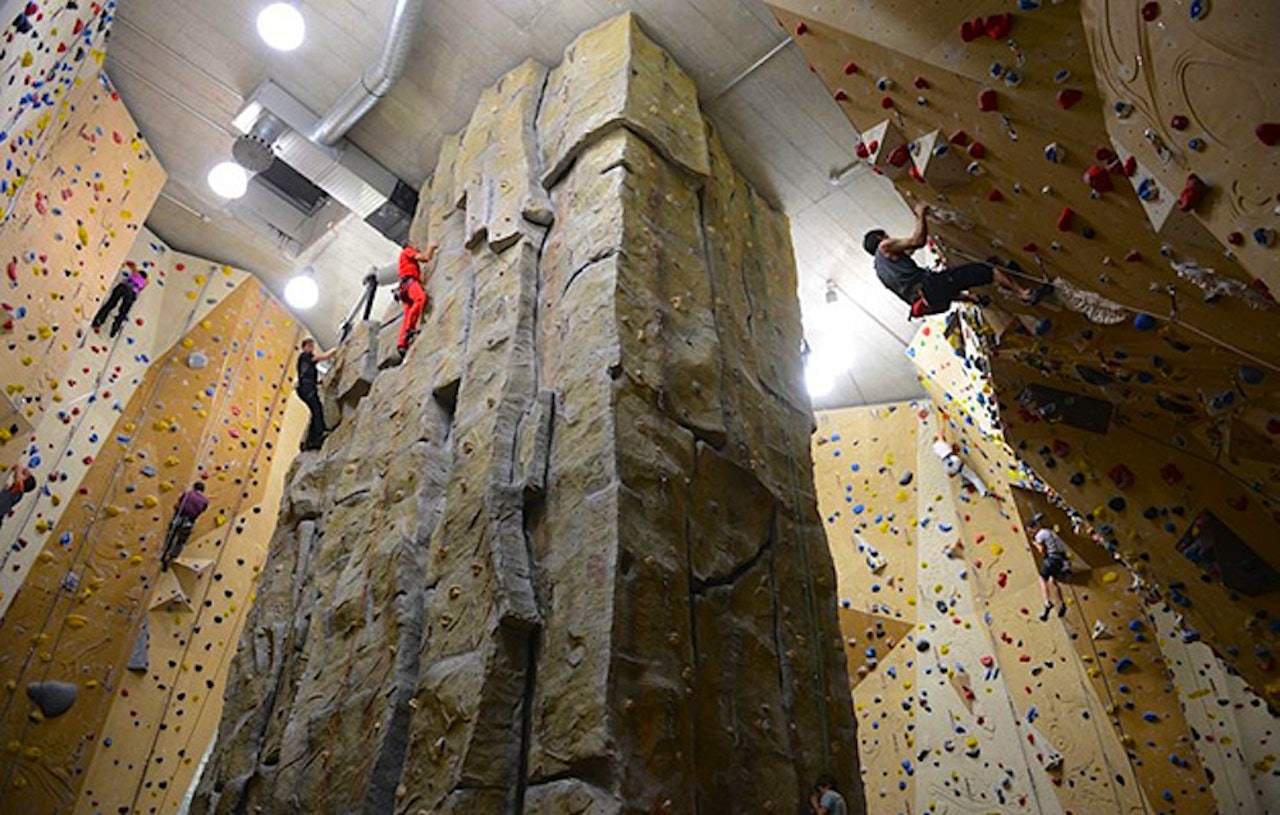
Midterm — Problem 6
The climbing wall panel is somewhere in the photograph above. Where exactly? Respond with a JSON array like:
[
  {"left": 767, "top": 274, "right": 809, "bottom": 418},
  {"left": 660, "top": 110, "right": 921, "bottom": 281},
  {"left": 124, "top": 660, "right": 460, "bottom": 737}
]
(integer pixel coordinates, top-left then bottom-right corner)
[
  {"left": 0, "top": 69, "right": 164, "bottom": 423},
  {"left": 814, "top": 399, "right": 1241, "bottom": 813},
  {"left": 0, "top": 0, "right": 116, "bottom": 221},
  {"left": 1, "top": 229, "right": 251, "bottom": 616},
  {"left": 773, "top": 0, "right": 1280, "bottom": 715},
  {"left": 0, "top": 274, "right": 304, "bottom": 812}
]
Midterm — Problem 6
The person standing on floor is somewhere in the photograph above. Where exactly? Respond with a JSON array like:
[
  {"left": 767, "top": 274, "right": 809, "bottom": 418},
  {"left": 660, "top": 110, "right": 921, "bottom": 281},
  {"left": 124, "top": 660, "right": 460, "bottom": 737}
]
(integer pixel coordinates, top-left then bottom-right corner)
[
  {"left": 810, "top": 774, "right": 848, "bottom": 815},
  {"left": 1028, "top": 513, "right": 1070, "bottom": 621},
  {"left": 0, "top": 462, "right": 37, "bottom": 529},
  {"left": 395, "top": 241, "right": 440, "bottom": 356},
  {"left": 160, "top": 481, "right": 209, "bottom": 570},
  {"left": 296, "top": 337, "right": 337, "bottom": 452},
  {"left": 864, "top": 202, "right": 1046, "bottom": 317},
  {"left": 92, "top": 261, "right": 149, "bottom": 338}
]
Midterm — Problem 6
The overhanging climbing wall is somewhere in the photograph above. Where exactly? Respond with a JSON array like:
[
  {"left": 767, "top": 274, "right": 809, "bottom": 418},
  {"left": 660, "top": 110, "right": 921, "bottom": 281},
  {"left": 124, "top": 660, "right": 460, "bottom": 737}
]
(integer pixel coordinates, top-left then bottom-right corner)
[
  {"left": 193, "top": 14, "right": 860, "bottom": 814},
  {"left": 771, "top": 1, "right": 1280, "bottom": 707},
  {"left": 814, "top": 394, "right": 1280, "bottom": 814}
]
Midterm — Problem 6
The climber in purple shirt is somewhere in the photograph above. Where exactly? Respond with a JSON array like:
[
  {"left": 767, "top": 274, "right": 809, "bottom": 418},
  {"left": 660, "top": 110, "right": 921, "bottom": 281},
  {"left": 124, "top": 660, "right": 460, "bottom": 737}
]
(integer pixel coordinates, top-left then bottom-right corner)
[
  {"left": 92, "top": 261, "right": 149, "bottom": 338},
  {"left": 160, "top": 481, "right": 209, "bottom": 571}
]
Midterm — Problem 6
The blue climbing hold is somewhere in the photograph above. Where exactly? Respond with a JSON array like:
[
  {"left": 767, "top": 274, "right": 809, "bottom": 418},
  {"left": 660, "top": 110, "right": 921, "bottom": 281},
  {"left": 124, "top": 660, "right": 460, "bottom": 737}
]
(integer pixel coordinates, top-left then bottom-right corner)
[
  {"left": 1240, "top": 365, "right": 1264, "bottom": 385},
  {"left": 1133, "top": 313, "right": 1156, "bottom": 331}
]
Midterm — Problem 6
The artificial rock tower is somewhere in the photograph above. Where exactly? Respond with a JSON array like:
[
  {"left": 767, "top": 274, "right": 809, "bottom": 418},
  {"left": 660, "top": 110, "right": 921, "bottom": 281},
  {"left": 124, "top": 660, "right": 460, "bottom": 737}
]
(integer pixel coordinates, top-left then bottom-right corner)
[{"left": 194, "top": 15, "right": 860, "bottom": 813}]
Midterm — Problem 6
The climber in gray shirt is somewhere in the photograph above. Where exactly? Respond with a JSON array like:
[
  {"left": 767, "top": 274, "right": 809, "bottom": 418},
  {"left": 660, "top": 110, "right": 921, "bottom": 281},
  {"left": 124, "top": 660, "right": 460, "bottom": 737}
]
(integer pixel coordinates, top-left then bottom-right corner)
[{"left": 864, "top": 202, "right": 1047, "bottom": 317}]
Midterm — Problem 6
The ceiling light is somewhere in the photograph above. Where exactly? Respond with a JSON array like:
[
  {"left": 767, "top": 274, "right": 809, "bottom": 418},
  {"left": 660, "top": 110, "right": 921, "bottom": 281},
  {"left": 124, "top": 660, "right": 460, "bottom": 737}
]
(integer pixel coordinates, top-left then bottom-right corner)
[
  {"left": 284, "top": 271, "right": 318, "bottom": 310},
  {"left": 206, "top": 161, "right": 249, "bottom": 199},
  {"left": 257, "top": 3, "right": 305, "bottom": 51},
  {"left": 805, "top": 355, "right": 837, "bottom": 398}
]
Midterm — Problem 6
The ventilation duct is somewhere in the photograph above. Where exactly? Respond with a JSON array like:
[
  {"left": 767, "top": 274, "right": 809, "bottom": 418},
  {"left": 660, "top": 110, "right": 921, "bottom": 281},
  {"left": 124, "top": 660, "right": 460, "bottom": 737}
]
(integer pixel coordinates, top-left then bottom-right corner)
[
  {"left": 311, "top": 0, "right": 426, "bottom": 146},
  {"left": 232, "top": 80, "right": 417, "bottom": 246}
]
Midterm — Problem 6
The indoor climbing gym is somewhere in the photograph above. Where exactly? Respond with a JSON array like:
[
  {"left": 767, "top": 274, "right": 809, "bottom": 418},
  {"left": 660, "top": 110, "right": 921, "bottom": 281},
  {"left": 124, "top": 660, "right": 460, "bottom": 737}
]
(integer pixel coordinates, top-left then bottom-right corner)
[{"left": 0, "top": 1, "right": 1276, "bottom": 813}]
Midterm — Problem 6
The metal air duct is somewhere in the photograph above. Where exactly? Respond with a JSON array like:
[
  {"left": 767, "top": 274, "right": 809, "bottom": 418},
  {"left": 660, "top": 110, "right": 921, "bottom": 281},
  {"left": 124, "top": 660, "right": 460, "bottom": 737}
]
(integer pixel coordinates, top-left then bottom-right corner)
[{"left": 310, "top": 0, "right": 426, "bottom": 146}]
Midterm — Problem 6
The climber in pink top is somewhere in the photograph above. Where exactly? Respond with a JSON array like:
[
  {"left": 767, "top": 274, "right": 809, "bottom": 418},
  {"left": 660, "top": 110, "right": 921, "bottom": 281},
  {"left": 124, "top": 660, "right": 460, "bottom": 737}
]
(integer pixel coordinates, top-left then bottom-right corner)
[
  {"left": 92, "top": 261, "right": 149, "bottom": 338},
  {"left": 160, "top": 481, "right": 209, "bottom": 571}
]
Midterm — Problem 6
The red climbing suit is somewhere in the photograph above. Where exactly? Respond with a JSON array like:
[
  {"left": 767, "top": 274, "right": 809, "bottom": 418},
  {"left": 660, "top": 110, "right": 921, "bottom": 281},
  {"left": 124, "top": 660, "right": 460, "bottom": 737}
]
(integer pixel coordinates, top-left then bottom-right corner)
[{"left": 397, "top": 244, "right": 428, "bottom": 352}]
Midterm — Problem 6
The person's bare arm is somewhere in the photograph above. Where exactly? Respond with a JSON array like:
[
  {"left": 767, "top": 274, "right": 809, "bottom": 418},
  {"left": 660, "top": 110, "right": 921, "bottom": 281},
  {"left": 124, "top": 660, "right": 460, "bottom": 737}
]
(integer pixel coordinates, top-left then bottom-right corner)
[
  {"left": 313, "top": 346, "right": 339, "bottom": 363},
  {"left": 415, "top": 242, "right": 440, "bottom": 264},
  {"left": 879, "top": 202, "right": 930, "bottom": 257}
]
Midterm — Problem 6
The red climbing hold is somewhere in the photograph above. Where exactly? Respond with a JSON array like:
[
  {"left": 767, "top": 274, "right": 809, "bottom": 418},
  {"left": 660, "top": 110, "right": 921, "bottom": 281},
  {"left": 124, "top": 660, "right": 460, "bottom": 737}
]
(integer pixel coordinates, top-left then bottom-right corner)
[
  {"left": 1141, "top": 2, "right": 1160, "bottom": 21},
  {"left": 1177, "top": 173, "right": 1207, "bottom": 212},
  {"left": 1170, "top": 114, "right": 1190, "bottom": 131},
  {"left": 888, "top": 145, "right": 911, "bottom": 168},
  {"left": 855, "top": 142, "right": 871, "bottom": 159},
  {"left": 794, "top": 20, "right": 809, "bottom": 36},
  {"left": 1056, "top": 88, "right": 1084, "bottom": 110},
  {"left": 1227, "top": 231, "right": 1244, "bottom": 246},
  {"left": 1108, "top": 464, "right": 1135, "bottom": 489},
  {"left": 987, "top": 189, "right": 1004, "bottom": 202},
  {"left": 1125, "top": 250, "right": 1143, "bottom": 262},
  {"left": 914, "top": 75, "right": 930, "bottom": 90},
  {"left": 834, "top": 88, "right": 850, "bottom": 101},
  {"left": 978, "top": 89, "right": 999, "bottom": 112},
  {"left": 968, "top": 141, "right": 986, "bottom": 159},
  {"left": 950, "top": 130, "right": 970, "bottom": 146},
  {"left": 843, "top": 61, "right": 859, "bottom": 75},
  {"left": 909, "top": 166, "right": 925, "bottom": 183},
  {"left": 1159, "top": 463, "right": 1183, "bottom": 485},
  {"left": 985, "top": 13, "right": 1014, "bottom": 40},
  {"left": 880, "top": 95, "right": 895, "bottom": 109},
  {"left": 1255, "top": 123, "right": 1280, "bottom": 146},
  {"left": 1123, "top": 155, "right": 1138, "bottom": 177},
  {"left": 1084, "top": 165, "right": 1114, "bottom": 193},
  {"left": 1022, "top": 242, "right": 1039, "bottom": 253},
  {"left": 1056, "top": 207, "right": 1075, "bottom": 232},
  {"left": 960, "top": 18, "right": 982, "bottom": 42}
]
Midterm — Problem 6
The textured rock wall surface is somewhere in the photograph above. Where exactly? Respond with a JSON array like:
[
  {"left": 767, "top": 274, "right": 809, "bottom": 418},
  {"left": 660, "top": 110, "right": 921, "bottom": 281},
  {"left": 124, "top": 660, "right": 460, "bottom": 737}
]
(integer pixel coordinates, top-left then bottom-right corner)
[
  {"left": 193, "top": 13, "right": 859, "bottom": 815},
  {"left": 769, "top": 0, "right": 1280, "bottom": 707}
]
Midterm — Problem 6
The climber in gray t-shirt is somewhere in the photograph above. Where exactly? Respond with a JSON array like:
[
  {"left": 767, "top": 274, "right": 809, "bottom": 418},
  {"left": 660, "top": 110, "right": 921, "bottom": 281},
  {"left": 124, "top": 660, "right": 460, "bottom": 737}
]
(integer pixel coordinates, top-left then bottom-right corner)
[
  {"left": 864, "top": 202, "right": 1045, "bottom": 316},
  {"left": 810, "top": 774, "right": 848, "bottom": 815}
]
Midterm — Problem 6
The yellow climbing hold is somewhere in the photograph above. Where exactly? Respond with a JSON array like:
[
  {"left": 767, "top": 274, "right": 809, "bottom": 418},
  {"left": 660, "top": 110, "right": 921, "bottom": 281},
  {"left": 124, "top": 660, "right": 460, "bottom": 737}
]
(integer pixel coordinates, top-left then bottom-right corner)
[
  {"left": 214, "top": 514, "right": 227, "bottom": 527},
  {"left": 1102, "top": 572, "right": 1119, "bottom": 584},
  {"left": 105, "top": 505, "right": 122, "bottom": 518},
  {"left": 990, "top": 544, "right": 1003, "bottom": 556},
  {"left": 66, "top": 615, "right": 88, "bottom": 629},
  {"left": 143, "top": 495, "right": 158, "bottom": 508},
  {"left": 37, "top": 325, "right": 52, "bottom": 339}
]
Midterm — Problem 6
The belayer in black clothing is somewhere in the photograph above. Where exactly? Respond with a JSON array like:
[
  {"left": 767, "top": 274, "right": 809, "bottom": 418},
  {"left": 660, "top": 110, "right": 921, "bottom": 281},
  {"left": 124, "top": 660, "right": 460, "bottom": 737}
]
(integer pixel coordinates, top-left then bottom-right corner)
[
  {"left": 864, "top": 202, "right": 1049, "bottom": 318},
  {"left": 160, "top": 482, "right": 209, "bottom": 571},
  {"left": 296, "top": 337, "right": 338, "bottom": 452}
]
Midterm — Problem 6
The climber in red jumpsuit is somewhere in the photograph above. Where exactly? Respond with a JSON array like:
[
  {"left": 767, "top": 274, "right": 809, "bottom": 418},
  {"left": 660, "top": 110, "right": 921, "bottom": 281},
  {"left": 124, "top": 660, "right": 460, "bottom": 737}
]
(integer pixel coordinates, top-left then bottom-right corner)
[{"left": 396, "top": 242, "right": 440, "bottom": 356}]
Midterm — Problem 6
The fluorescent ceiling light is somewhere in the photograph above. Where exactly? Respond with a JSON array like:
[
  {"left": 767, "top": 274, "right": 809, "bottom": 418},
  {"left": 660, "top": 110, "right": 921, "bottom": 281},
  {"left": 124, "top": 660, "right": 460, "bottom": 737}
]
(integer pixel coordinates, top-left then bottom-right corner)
[
  {"left": 284, "top": 273, "right": 319, "bottom": 310},
  {"left": 257, "top": 3, "right": 305, "bottom": 51},
  {"left": 206, "top": 161, "right": 249, "bottom": 199}
]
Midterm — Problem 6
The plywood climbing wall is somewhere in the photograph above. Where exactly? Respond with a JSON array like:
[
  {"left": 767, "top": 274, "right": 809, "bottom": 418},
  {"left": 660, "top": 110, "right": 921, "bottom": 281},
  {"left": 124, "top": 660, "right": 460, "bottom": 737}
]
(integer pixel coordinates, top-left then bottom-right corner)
[
  {"left": 0, "top": 0, "right": 117, "bottom": 221},
  {"left": 772, "top": 0, "right": 1280, "bottom": 712},
  {"left": 0, "top": 234, "right": 306, "bottom": 810},
  {"left": 1, "top": 229, "right": 250, "bottom": 614},
  {"left": 813, "top": 400, "right": 1255, "bottom": 814}
]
